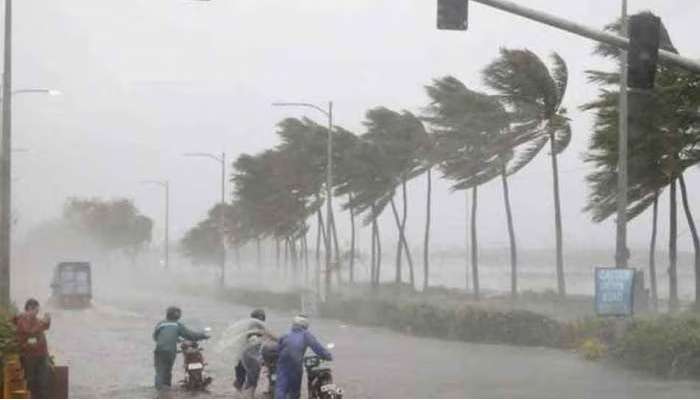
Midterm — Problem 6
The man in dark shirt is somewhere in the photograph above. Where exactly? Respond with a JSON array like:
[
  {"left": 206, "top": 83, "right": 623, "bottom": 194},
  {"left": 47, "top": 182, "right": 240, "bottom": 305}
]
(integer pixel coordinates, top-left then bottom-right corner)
[{"left": 152, "top": 306, "right": 208, "bottom": 390}]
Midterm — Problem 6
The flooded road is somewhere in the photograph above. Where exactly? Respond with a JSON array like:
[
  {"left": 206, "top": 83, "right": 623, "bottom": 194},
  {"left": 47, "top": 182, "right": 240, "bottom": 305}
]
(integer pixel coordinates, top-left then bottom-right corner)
[{"left": 35, "top": 279, "right": 700, "bottom": 399}]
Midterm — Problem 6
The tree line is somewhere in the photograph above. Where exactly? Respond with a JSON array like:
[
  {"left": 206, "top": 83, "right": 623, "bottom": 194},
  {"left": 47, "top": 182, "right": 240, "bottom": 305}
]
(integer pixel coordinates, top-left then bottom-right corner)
[{"left": 181, "top": 15, "right": 700, "bottom": 309}]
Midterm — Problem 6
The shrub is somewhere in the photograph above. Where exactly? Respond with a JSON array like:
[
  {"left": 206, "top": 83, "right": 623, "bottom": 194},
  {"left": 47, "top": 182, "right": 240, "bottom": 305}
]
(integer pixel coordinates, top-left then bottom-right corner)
[
  {"left": 579, "top": 338, "right": 607, "bottom": 361},
  {"left": 216, "top": 287, "right": 303, "bottom": 312},
  {"left": 0, "top": 307, "right": 18, "bottom": 355},
  {"left": 612, "top": 314, "right": 700, "bottom": 378}
]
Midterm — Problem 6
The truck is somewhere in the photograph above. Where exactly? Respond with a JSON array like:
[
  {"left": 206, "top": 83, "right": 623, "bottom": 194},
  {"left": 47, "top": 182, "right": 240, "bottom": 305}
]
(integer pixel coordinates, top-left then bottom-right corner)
[{"left": 49, "top": 262, "right": 92, "bottom": 309}]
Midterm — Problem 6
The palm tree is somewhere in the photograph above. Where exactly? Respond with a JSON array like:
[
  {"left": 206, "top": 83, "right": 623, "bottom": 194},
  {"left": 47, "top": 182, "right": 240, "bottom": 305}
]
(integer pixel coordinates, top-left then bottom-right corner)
[
  {"left": 330, "top": 126, "right": 361, "bottom": 284},
  {"left": 362, "top": 107, "right": 430, "bottom": 289},
  {"left": 583, "top": 14, "right": 700, "bottom": 310},
  {"left": 424, "top": 76, "right": 511, "bottom": 300},
  {"left": 337, "top": 138, "right": 395, "bottom": 288},
  {"left": 482, "top": 48, "right": 572, "bottom": 297}
]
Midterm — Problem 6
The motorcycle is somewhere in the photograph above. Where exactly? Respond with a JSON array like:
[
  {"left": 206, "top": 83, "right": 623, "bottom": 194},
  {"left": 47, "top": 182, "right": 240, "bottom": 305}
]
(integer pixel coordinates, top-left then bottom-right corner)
[
  {"left": 179, "top": 327, "right": 213, "bottom": 392},
  {"left": 260, "top": 340, "right": 279, "bottom": 398},
  {"left": 303, "top": 343, "right": 343, "bottom": 399}
]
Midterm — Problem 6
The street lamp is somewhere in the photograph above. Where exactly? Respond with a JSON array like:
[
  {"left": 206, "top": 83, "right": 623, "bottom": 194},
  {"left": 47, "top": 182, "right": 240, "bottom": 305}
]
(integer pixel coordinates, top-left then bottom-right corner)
[
  {"left": 141, "top": 180, "right": 170, "bottom": 271},
  {"left": 183, "top": 152, "right": 226, "bottom": 287},
  {"left": 0, "top": 0, "right": 62, "bottom": 307},
  {"left": 9, "top": 88, "right": 61, "bottom": 97},
  {"left": 0, "top": 87, "right": 60, "bottom": 307},
  {"left": 272, "top": 101, "right": 334, "bottom": 297}
]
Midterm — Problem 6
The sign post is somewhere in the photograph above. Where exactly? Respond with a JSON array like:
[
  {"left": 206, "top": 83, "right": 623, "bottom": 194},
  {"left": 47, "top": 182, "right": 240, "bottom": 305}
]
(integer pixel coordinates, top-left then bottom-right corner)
[{"left": 595, "top": 267, "right": 636, "bottom": 317}]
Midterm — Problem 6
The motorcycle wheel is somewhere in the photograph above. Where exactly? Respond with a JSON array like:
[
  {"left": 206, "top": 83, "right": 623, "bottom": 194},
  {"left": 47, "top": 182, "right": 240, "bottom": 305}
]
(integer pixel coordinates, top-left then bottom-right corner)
[
  {"left": 188, "top": 370, "right": 203, "bottom": 390},
  {"left": 318, "top": 377, "right": 342, "bottom": 399}
]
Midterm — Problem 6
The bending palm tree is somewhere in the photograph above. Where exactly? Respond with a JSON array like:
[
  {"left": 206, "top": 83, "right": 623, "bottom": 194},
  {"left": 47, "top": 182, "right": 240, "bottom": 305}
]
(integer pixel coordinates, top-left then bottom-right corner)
[{"left": 483, "top": 49, "right": 572, "bottom": 297}]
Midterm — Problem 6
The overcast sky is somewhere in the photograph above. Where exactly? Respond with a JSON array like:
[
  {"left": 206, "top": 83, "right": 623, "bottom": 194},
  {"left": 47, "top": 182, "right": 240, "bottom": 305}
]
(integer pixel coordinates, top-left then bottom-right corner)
[{"left": 10, "top": 0, "right": 700, "bottom": 258}]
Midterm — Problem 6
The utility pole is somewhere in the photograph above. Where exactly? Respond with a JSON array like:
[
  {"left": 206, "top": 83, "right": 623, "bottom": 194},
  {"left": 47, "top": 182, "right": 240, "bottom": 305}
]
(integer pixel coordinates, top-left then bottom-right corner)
[
  {"left": 615, "top": 0, "right": 629, "bottom": 269},
  {"left": 183, "top": 152, "right": 227, "bottom": 287},
  {"left": 272, "top": 101, "right": 335, "bottom": 299},
  {"left": 0, "top": 0, "right": 12, "bottom": 308},
  {"left": 220, "top": 152, "right": 226, "bottom": 286}
]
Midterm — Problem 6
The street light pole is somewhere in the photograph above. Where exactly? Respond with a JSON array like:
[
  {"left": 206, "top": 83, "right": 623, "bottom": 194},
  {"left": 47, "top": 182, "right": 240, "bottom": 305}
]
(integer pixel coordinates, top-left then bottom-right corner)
[
  {"left": 220, "top": 152, "right": 226, "bottom": 284},
  {"left": 0, "top": 0, "right": 14, "bottom": 307},
  {"left": 183, "top": 152, "right": 227, "bottom": 287},
  {"left": 141, "top": 180, "right": 169, "bottom": 270},
  {"left": 615, "top": 0, "right": 629, "bottom": 269},
  {"left": 272, "top": 101, "right": 334, "bottom": 298}
]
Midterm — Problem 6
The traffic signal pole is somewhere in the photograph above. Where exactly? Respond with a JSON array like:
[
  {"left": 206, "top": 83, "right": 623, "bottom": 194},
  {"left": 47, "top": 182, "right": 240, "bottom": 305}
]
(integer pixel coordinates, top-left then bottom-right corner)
[
  {"left": 467, "top": 0, "right": 700, "bottom": 75},
  {"left": 452, "top": 0, "right": 700, "bottom": 270}
]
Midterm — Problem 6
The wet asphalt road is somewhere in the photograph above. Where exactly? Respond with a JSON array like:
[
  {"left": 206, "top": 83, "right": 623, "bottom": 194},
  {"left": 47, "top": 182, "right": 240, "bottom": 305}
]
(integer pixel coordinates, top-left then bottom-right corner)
[{"left": 36, "top": 280, "right": 700, "bottom": 399}]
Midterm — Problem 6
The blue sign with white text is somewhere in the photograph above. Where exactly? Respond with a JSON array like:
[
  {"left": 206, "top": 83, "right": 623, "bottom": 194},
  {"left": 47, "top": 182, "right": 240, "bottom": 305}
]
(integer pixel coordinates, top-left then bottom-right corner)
[{"left": 595, "top": 268, "right": 635, "bottom": 316}]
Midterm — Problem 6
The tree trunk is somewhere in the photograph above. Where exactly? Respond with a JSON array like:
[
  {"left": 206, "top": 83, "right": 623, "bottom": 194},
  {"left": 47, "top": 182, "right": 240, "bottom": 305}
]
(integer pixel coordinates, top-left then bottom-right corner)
[
  {"left": 329, "top": 210, "right": 342, "bottom": 285},
  {"left": 549, "top": 134, "right": 566, "bottom": 297},
  {"left": 371, "top": 208, "right": 377, "bottom": 287},
  {"left": 649, "top": 192, "right": 659, "bottom": 311},
  {"left": 315, "top": 210, "right": 325, "bottom": 295},
  {"left": 349, "top": 194, "right": 356, "bottom": 284},
  {"left": 669, "top": 180, "right": 679, "bottom": 312},
  {"left": 464, "top": 191, "right": 470, "bottom": 291},
  {"left": 423, "top": 168, "right": 432, "bottom": 291},
  {"left": 376, "top": 214, "right": 383, "bottom": 286},
  {"left": 303, "top": 231, "right": 310, "bottom": 287},
  {"left": 283, "top": 237, "right": 289, "bottom": 279},
  {"left": 289, "top": 237, "right": 298, "bottom": 281},
  {"left": 402, "top": 179, "right": 415, "bottom": 288},
  {"left": 471, "top": 186, "right": 480, "bottom": 300},
  {"left": 393, "top": 195, "right": 403, "bottom": 283},
  {"left": 679, "top": 174, "right": 700, "bottom": 311},
  {"left": 390, "top": 198, "right": 415, "bottom": 290},
  {"left": 276, "top": 238, "right": 281, "bottom": 270},
  {"left": 501, "top": 171, "right": 518, "bottom": 299}
]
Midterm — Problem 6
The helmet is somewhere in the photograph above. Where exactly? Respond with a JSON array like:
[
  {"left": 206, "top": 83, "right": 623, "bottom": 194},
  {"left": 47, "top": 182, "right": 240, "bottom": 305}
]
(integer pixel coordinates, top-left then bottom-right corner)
[
  {"left": 166, "top": 306, "right": 181, "bottom": 321},
  {"left": 292, "top": 314, "right": 310, "bottom": 329},
  {"left": 250, "top": 309, "right": 266, "bottom": 322}
]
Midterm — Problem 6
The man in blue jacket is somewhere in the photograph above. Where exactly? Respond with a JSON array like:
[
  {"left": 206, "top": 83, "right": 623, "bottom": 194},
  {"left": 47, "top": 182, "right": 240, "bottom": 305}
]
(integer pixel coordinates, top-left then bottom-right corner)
[
  {"left": 275, "top": 314, "right": 332, "bottom": 399},
  {"left": 152, "top": 306, "right": 209, "bottom": 390}
]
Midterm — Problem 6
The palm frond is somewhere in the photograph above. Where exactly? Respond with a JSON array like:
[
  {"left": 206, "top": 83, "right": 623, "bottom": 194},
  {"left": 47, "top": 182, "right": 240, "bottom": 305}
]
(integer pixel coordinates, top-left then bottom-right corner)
[
  {"left": 506, "top": 135, "right": 548, "bottom": 176},
  {"left": 550, "top": 52, "right": 568, "bottom": 109}
]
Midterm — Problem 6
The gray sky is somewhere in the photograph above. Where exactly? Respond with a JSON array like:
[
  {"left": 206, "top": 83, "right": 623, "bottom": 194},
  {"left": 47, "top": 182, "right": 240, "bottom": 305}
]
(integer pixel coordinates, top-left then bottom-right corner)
[{"left": 10, "top": 0, "right": 700, "bottom": 257}]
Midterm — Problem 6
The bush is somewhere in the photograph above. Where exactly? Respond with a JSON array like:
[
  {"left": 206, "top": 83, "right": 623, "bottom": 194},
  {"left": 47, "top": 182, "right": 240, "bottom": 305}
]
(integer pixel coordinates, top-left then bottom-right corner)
[
  {"left": 0, "top": 307, "right": 18, "bottom": 355},
  {"left": 191, "top": 283, "right": 700, "bottom": 379},
  {"left": 216, "top": 287, "right": 303, "bottom": 313},
  {"left": 579, "top": 338, "right": 607, "bottom": 361},
  {"left": 612, "top": 314, "right": 700, "bottom": 378},
  {"left": 320, "top": 294, "right": 563, "bottom": 347}
]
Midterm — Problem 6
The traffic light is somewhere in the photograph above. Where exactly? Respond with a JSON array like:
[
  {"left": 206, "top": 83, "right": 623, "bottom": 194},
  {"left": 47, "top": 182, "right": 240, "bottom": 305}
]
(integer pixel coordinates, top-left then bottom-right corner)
[
  {"left": 627, "top": 13, "right": 661, "bottom": 90},
  {"left": 437, "top": 0, "right": 468, "bottom": 31}
]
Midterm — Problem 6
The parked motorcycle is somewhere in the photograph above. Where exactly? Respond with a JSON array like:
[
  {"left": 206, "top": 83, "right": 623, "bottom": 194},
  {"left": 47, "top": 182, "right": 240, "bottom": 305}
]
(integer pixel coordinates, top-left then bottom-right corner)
[
  {"left": 179, "top": 327, "right": 213, "bottom": 391},
  {"left": 303, "top": 343, "right": 343, "bottom": 399}
]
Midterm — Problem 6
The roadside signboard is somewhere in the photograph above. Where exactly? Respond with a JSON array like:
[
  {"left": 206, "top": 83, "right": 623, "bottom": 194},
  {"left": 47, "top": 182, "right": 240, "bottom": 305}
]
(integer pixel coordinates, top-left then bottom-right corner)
[{"left": 595, "top": 267, "right": 635, "bottom": 316}]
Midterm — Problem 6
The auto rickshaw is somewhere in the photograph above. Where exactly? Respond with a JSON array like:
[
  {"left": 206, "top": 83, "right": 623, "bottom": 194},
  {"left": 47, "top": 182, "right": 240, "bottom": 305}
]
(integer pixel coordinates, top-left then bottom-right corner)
[{"left": 49, "top": 262, "right": 92, "bottom": 309}]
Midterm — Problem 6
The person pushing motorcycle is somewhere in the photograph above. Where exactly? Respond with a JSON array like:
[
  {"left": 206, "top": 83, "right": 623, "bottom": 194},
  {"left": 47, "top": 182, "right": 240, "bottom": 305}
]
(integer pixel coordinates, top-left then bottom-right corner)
[
  {"left": 152, "top": 306, "right": 209, "bottom": 390},
  {"left": 275, "top": 314, "right": 332, "bottom": 399},
  {"left": 229, "top": 309, "right": 277, "bottom": 397}
]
